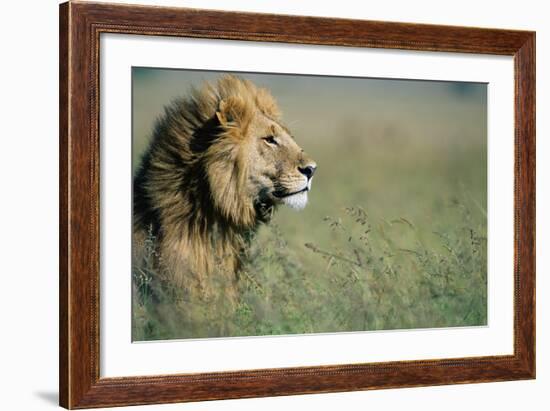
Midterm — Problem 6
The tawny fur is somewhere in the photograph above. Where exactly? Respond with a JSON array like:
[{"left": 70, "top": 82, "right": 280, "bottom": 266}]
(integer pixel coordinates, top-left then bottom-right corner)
[{"left": 133, "top": 75, "right": 316, "bottom": 303}]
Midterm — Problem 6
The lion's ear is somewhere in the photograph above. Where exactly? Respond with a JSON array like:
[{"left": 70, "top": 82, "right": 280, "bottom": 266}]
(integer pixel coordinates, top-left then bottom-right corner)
[{"left": 216, "top": 97, "right": 251, "bottom": 129}]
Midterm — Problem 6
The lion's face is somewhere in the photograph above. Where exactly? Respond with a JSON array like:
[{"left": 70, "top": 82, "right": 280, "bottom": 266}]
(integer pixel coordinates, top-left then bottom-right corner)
[
  {"left": 246, "top": 112, "right": 316, "bottom": 212},
  {"left": 204, "top": 76, "right": 316, "bottom": 227}
]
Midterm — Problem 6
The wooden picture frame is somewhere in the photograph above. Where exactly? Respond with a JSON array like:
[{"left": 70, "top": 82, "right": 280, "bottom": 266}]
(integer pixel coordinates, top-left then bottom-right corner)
[{"left": 59, "top": 1, "right": 535, "bottom": 408}]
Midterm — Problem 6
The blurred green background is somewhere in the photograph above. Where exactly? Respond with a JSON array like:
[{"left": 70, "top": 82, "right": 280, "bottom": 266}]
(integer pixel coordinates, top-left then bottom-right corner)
[{"left": 132, "top": 68, "right": 487, "bottom": 340}]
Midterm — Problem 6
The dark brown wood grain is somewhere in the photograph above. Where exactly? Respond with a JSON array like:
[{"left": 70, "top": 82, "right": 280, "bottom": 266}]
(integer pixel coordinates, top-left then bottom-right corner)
[
  {"left": 59, "top": 1, "right": 536, "bottom": 409},
  {"left": 59, "top": 2, "right": 69, "bottom": 407}
]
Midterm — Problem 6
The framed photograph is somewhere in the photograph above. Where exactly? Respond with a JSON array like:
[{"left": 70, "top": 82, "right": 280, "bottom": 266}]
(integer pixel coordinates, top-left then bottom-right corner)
[{"left": 59, "top": 1, "right": 535, "bottom": 408}]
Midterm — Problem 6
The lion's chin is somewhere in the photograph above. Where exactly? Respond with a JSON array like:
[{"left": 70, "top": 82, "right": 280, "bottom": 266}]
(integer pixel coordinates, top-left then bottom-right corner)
[{"left": 281, "top": 190, "right": 308, "bottom": 210}]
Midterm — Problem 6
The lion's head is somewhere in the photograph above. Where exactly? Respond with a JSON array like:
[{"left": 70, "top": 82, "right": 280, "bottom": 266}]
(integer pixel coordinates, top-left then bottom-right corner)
[
  {"left": 133, "top": 74, "right": 316, "bottom": 289},
  {"left": 201, "top": 75, "right": 317, "bottom": 227}
]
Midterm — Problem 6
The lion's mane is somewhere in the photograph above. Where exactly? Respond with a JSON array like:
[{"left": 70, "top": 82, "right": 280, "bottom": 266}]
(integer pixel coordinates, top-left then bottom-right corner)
[{"left": 133, "top": 75, "right": 281, "bottom": 300}]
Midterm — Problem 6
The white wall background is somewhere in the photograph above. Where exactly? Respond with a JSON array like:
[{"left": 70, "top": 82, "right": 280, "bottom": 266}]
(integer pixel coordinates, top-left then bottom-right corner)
[{"left": 0, "top": 0, "right": 547, "bottom": 410}]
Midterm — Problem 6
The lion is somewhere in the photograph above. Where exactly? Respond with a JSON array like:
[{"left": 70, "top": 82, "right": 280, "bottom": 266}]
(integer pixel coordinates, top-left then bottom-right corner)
[{"left": 133, "top": 74, "right": 317, "bottom": 303}]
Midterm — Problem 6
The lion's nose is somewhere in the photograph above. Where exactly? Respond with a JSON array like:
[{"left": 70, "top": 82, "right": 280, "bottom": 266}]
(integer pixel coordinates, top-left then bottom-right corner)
[{"left": 298, "top": 165, "right": 316, "bottom": 179}]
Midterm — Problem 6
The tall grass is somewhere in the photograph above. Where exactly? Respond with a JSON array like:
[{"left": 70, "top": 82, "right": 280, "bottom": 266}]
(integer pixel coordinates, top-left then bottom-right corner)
[{"left": 132, "top": 197, "right": 487, "bottom": 340}]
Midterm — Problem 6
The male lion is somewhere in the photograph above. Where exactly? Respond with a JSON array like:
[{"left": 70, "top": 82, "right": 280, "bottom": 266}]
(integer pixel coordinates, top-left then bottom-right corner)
[{"left": 133, "top": 75, "right": 317, "bottom": 303}]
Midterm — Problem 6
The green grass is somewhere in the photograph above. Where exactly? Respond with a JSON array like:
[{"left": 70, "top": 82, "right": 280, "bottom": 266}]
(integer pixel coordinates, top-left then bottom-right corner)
[{"left": 132, "top": 125, "right": 487, "bottom": 341}]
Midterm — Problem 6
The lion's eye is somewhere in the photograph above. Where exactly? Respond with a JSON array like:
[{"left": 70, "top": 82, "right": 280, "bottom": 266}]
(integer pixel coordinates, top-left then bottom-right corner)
[{"left": 263, "top": 136, "right": 278, "bottom": 146}]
